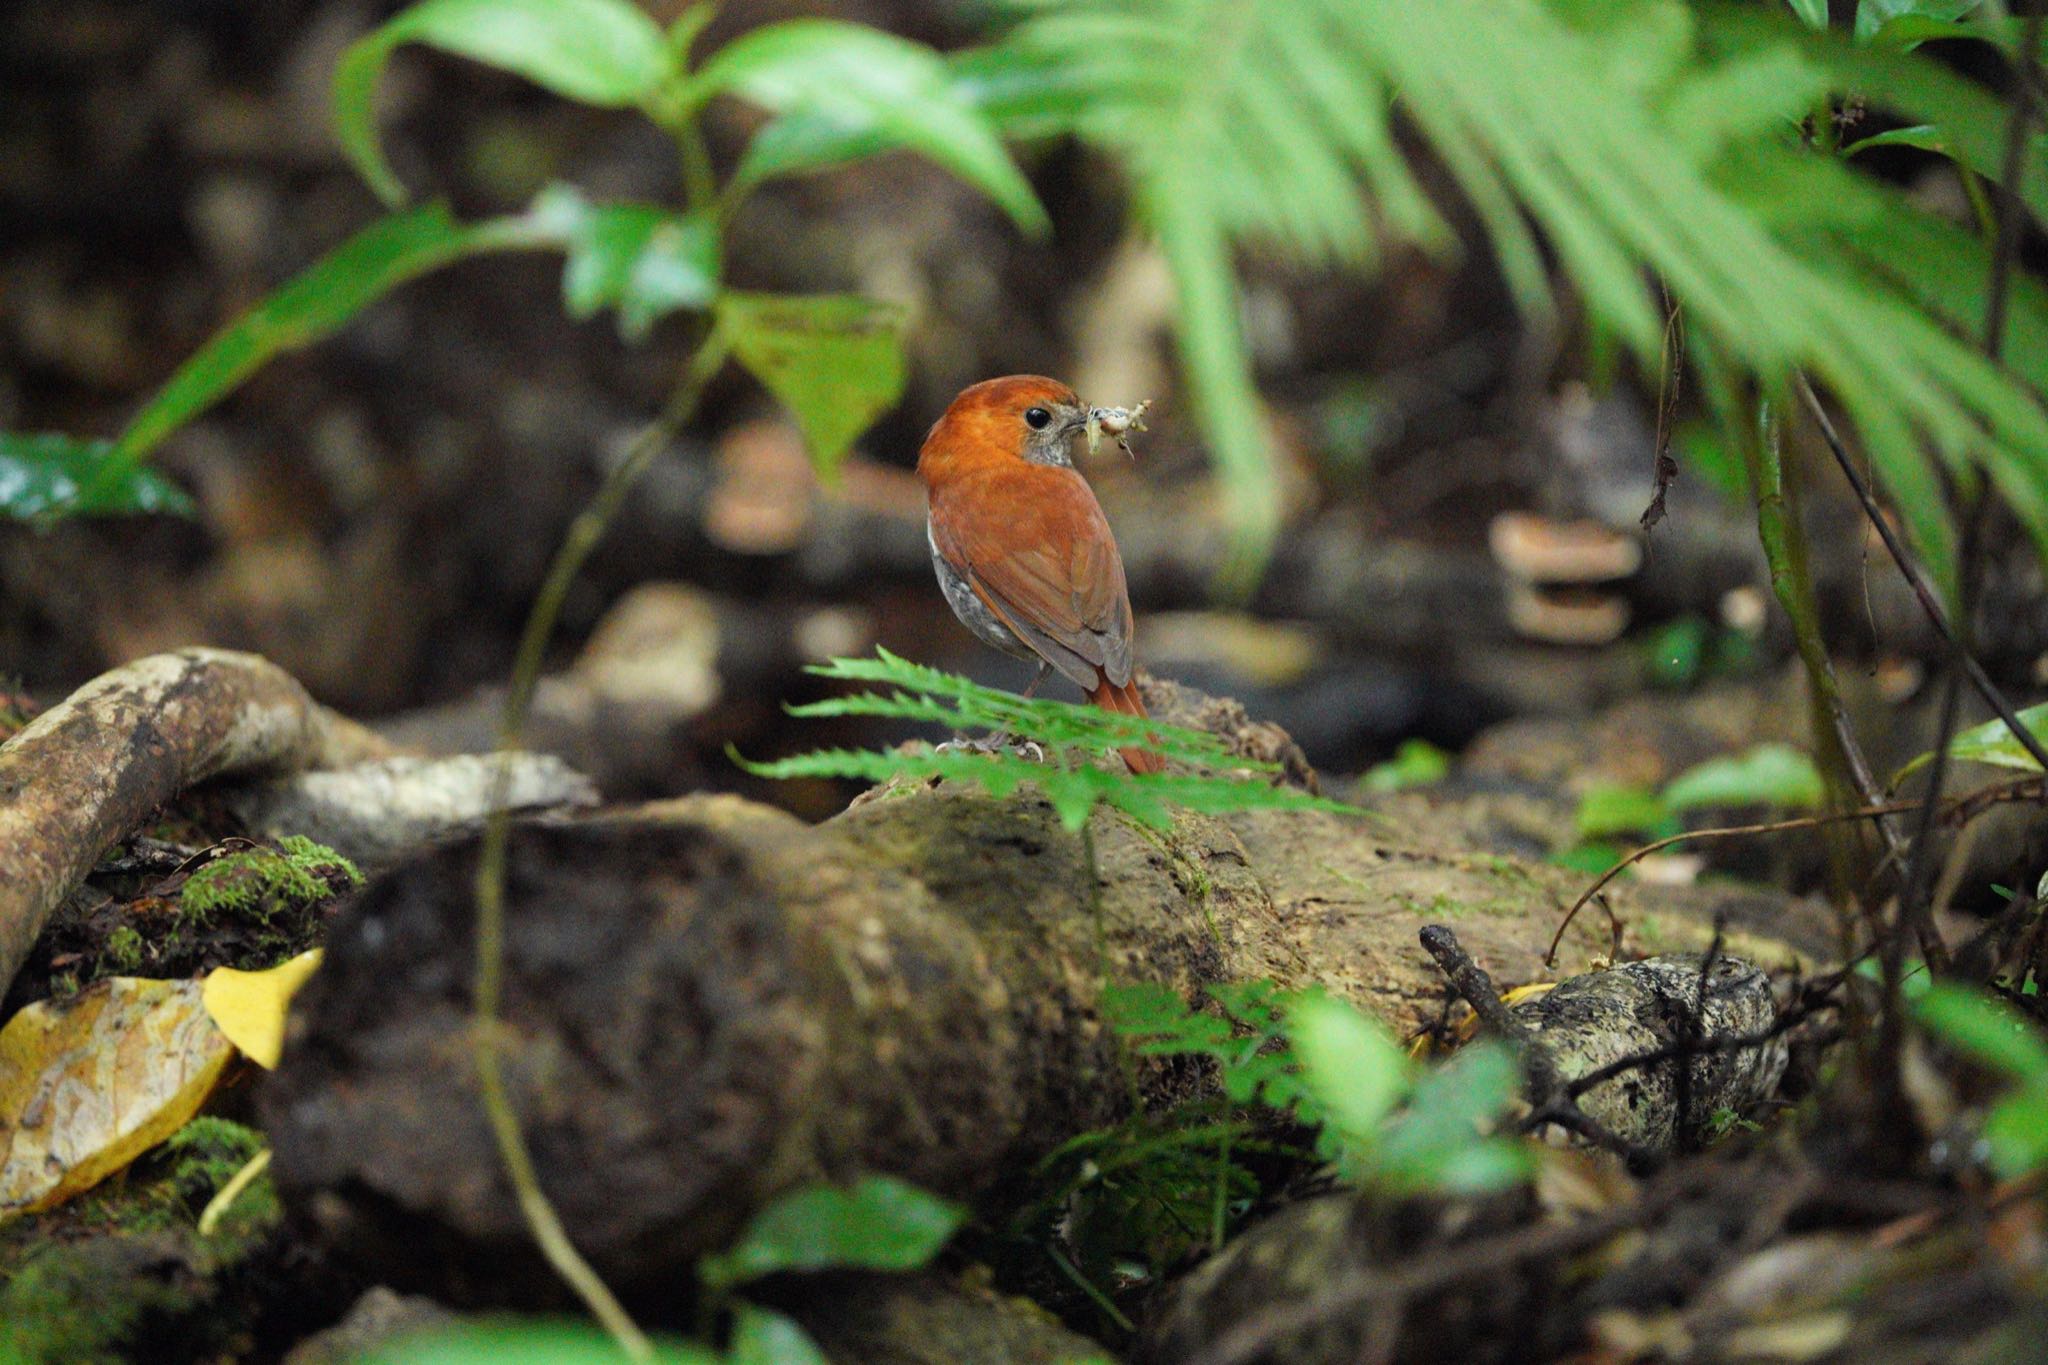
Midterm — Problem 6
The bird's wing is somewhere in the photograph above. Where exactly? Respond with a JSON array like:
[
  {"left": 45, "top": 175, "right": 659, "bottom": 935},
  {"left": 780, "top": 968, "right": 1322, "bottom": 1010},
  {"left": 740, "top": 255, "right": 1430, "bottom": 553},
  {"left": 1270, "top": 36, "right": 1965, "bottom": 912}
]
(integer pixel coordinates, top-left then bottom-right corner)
[{"left": 931, "top": 466, "right": 1136, "bottom": 691}]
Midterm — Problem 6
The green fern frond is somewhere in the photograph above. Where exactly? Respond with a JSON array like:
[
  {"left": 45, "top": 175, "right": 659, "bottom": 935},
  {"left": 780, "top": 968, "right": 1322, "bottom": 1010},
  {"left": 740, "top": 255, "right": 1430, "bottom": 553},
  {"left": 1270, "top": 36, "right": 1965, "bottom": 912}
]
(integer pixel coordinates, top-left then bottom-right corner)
[
  {"left": 798, "top": 649, "right": 1253, "bottom": 766},
  {"left": 971, "top": 0, "right": 2048, "bottom": 595},
  {"left": 737, "top": 649, "right": 1355, "bottom": 831}
]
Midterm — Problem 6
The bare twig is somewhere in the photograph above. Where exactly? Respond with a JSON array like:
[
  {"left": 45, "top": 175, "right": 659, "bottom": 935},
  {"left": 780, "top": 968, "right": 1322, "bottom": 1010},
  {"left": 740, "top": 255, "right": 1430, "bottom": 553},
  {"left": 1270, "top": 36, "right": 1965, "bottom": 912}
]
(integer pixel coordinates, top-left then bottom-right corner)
[
  {"left": 1544, "top": 777, "right": 2046, "bottom": 966},
  {"left": 1419, "top": 926, "right": 1656, "bottom": 1167},
  {"left": 1418, "top": 924, "right": 1527, "bottom": 1042},
  {"left": 1889, "top": 5, "right": 2048, "bottom": 1029},
  {"left": 1793, "top": 378, "right": 2048, "bottom": 776},
  {"left": 1670, "top": 920, "right": 1726, "bottom": 1146},
  {"left": 1545, "top": 801, "right": 1918, "bottom": 966},
  {"left": 1181, "top": 1167, "right": 1716, "bottom": 1365},
  {"left": 1641, "top": 292, "right": 1684, "bottom": 537},
  {"left": 1544, "top": 927, "right": 1852, "bottom": 1142}
]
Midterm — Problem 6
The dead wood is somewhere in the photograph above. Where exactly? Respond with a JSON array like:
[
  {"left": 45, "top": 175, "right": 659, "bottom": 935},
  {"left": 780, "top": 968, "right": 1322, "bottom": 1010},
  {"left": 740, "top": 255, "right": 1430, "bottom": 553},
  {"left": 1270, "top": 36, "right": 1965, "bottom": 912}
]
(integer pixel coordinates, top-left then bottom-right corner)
[
  {"left": 0, "top": 648, "right": 394, "bottom": 999},
  {"left": 261, "top": 683, "right": 1836, "bottom": 1305},
  {"left": 227, "top": 754, "right": 601, "bottom": 872}
]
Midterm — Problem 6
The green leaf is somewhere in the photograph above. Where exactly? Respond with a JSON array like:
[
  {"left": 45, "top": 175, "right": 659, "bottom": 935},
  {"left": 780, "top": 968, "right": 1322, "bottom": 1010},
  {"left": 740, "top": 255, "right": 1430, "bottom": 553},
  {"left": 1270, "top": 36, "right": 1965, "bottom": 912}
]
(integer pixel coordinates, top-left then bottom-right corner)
[
  {"left": 1840, "top": 123, "right": 1947, "bottom": 157},
  {"left": 1984, "top": 1093, "right": 2048, "bottom": 1177},
  {"left": 1359, "top": 738, "right": 1451, "bottom": 793},
  {"left": 1663, "top": 743, "right": 1824, "bottom": 811},
  {"left": 1575, "top": 784, "right": 1675, "bottom": 839},
  {"left": 363, "top": 1319, "right": 717, "bottom": 1364},
  {"left": 530, "top": 185, "right": 718, "bottom": 339},
  {"left": 691, "top": 20, "right": 1048, "bottom": 234},
  {"left": 335, "top": 0, "right": 669, "bottom": 205},
  {"left": 1786, "top": 0, "right": 1831, "bottom": 27},
  {"left": 0, "top": 433, "right": 194, "bottom": 522},
  {"left": 1376, "top": 1043, "right": 1530, "bottom": 1191},
  {"left": 1287, "top": 993, "right": 1408, "bottom": 1140},
  {"left": 1913, "top": 983, "right": 2048, "bottom": 1081},
  {"left": 1855, "top": 0, "right": 1981, "bottom": 43},
  {"left": 728, "top": 1307, "right": 830, "bottom": 1365},
  {"left": 699, "top": 1176, "right": 966, "bottom": 1291},
  {"left": 81, "top": 203, "right": 554, "bottom": 509},
  {"left": 981, "top": 0, "right": 2048, "bottom": 597},
  {"left": 1147, "top": 179, "right": 1284, "bottom": 596},
  {"left": 1895, "top": 702, "right": 2048, "bottom": 785},
  {"left": 714, "top": 292, "right": 908, "bottom": 476}
]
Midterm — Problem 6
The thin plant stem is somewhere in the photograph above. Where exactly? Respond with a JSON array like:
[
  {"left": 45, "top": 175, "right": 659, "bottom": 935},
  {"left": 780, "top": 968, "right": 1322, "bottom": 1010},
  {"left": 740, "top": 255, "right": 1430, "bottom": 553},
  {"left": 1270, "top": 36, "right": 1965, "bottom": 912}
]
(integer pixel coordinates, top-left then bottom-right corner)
[
  {"left": 1745, "top": 398, "right": 1887, "bottom": 954},
  {"left": 1543, "top": 775, "right": 2044, "bottom": 967},
  {"left": 471, "top": 330, "right": 730, "bottom": 1363},
  {"left": 1794, "top": 378, "right": 2048, "bottom": 776}
]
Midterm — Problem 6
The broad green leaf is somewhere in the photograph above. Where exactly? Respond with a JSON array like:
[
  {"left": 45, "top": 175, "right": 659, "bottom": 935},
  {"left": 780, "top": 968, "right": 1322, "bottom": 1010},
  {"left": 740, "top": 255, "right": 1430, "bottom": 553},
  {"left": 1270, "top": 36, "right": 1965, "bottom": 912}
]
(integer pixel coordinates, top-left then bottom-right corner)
[
  {"left": 1287, "top": 994, "right": 1408, "bottom": 1140},
  {"left": 1984, "top": 1094, "right": 2048, "bottom": 1176},
  {"left": 1913, "top": 983, "right": 2048, "bottom": 1081},
  {"left": 81, "top": 204, "right": 553, "bottom": 509},
  {"left": 1856, "top": 0, "right": 1980, "bottom": 43},
  {"left": 728, "top": 1307, "right": 830, "bottom": 1365},
  {"left": 691, "top": 21, "right": 1048, "bottom": 234},
  {"left": 699, "top": 1175, "right": 965, "bottom": 1290},
  {"left": 1663, "top": 743, "right": 1824, "bottom": 811},
  {"left": 1840, "top": 123, "right": 1946, "bottom": 157},
  {"left": 1575, "top": 784, "right": 1675, "bottom": 839},
  {"left": 1375, "top": 1044, "right": 1531, "bottom": 1193},
  {"left": 714, "top": 292, "right": 908, "bottom": 475},
  {"left": 1786, "top": 0, "right": 1831, "bottom": 27},
  {"left": 530, "top": 185, "right": 718, "bottom": 339},
  {"left": 0, "top": 433, "right": 193, "bottom": 522},
  {"left": 336, "top": 0, "right": 670, "bottom": 205},
  {"left": 364, "top": 1319, "right": 716, "bottom": 1364},
  {"left": 1894, "top": 702, "right": 2048, "bottom": 785}
]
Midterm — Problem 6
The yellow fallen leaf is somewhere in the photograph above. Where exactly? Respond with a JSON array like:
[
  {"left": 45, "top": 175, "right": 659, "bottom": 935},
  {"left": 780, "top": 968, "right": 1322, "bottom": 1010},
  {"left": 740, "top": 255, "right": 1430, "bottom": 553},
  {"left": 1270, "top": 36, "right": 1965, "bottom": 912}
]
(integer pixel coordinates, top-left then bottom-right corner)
[
  {"left": 0, "top": 977, "right": 235, "bottom": 1220},
  {"left": 201, "top": 950, "right": 322, "bottom": 1069}
]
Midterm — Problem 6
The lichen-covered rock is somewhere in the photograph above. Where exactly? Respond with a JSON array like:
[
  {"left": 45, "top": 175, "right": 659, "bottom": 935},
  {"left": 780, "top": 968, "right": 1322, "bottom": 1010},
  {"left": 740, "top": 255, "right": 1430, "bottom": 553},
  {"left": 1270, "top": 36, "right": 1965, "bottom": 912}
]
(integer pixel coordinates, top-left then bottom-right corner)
[{"left": 1513, "top": 953, "right": 1787, "bottom": 1153}]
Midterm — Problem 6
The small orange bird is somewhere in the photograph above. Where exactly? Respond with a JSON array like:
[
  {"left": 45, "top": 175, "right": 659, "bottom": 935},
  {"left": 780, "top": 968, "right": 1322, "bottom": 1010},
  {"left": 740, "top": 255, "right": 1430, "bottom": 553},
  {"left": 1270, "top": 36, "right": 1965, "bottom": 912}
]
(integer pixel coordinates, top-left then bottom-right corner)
[{"left": 918, "top": 375, "right": 1163, "bottom": 775}]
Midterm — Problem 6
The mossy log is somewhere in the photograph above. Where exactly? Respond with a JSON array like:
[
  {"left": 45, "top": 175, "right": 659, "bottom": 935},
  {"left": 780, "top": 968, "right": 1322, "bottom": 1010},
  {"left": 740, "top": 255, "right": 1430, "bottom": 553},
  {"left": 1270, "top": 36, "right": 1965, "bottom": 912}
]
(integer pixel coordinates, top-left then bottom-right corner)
[
  {"left": 262, "top": 682, "right": 1835, "bottom": 1305},
  {"left": 0, "top": 648, "right": 391, "bottom": 1000}
]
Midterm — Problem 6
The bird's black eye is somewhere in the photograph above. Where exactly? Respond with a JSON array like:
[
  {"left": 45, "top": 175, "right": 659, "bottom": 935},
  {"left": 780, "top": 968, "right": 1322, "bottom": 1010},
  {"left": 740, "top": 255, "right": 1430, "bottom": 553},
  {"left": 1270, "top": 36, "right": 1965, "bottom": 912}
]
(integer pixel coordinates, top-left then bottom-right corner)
[{"left": 1024, "top": 406, "right": 1053, "bottom": 430}]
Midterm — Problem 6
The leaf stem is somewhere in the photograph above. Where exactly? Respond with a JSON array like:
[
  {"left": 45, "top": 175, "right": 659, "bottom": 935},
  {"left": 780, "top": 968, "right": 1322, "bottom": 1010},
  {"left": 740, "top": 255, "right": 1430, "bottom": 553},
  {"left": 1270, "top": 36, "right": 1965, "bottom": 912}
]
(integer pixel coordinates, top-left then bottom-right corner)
[{"left": 471, "top": 329, "right": 730, "bottom": 1363}]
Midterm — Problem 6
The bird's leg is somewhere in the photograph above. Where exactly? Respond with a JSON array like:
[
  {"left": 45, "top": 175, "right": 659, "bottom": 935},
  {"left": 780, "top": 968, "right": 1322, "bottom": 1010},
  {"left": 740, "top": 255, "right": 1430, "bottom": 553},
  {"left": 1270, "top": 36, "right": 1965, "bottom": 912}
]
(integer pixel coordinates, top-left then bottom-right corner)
[
  {"left": 946, "top": 661, "right": 1052, "bottom": 762},
  {"left": 1019, "top": 659, "right": 1054, "bottom": 700},
  {"left": 980, "top": 661, "right": 1052, "bottom": 758}
]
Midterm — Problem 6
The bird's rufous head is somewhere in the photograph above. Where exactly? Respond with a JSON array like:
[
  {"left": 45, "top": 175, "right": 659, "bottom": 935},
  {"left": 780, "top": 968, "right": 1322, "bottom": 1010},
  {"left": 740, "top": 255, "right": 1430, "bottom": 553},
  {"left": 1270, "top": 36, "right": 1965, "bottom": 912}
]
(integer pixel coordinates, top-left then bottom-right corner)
[{"left": 917, "top": 375, "right": 1088, "bottom": 484}]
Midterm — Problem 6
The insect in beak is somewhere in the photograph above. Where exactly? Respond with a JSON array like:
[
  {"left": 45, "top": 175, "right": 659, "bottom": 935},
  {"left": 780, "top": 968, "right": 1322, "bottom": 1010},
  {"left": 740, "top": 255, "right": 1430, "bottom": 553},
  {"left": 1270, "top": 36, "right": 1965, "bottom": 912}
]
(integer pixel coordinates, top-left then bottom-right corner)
[{"left": 1083, "top": 400, "right": 1150, "bottom": 460}]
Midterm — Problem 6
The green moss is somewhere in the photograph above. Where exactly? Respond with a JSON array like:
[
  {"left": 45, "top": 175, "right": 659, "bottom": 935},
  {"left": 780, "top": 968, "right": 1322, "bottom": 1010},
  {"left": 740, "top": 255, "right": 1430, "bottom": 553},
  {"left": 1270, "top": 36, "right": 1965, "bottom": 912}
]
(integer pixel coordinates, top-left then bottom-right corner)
[
  {"left": 163, "top": 1117, "right": 265, "bottom": 1204},
  {"left": 0, "top": 1239, "right": 196, "bottom": 1365},
  {"left": 179, "top": 836, "right": 362, "bottom": 924},
  {"left": 0, "top": 1119, "right": 278, "bottom": 1364},
  {"left": 102, "top": 925, "right": 145, "bottom": 971}
]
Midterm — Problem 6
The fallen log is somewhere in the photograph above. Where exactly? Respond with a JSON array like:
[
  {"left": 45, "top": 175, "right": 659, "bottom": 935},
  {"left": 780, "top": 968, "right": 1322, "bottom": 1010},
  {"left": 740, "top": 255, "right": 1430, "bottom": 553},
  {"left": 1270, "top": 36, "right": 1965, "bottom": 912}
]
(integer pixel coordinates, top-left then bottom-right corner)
[
  {"left": 0, "top": 648, "right": 393, "bottom": 998},
  {"left": 261, "top": 684, "right": 1837, "bottom": 1305}
]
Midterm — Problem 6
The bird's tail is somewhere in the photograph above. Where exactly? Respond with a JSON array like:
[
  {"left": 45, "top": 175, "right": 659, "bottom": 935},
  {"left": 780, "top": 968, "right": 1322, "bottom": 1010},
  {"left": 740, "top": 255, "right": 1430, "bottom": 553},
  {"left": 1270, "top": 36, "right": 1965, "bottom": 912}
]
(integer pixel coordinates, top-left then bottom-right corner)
[{"left": 1089, "top": 676, "right": 1165, "bottom": 775}]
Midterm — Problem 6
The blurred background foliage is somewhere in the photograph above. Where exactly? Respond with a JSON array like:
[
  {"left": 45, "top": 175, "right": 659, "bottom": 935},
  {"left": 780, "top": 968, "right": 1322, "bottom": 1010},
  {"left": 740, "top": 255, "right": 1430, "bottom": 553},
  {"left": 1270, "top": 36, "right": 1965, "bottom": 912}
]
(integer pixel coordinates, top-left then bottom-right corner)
[{"left": 3, "top": 0, "right": 2046, "bottom": 804}]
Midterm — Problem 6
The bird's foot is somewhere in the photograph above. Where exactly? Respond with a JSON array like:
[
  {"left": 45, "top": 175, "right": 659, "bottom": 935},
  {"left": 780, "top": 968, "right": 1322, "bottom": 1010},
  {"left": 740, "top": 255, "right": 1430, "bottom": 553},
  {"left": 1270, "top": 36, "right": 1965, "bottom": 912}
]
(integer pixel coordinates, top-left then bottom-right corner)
[{"left": 937, "top": 733, "right": 1048, "bottom": 763}]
